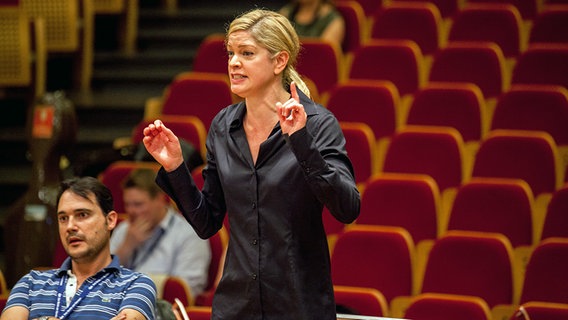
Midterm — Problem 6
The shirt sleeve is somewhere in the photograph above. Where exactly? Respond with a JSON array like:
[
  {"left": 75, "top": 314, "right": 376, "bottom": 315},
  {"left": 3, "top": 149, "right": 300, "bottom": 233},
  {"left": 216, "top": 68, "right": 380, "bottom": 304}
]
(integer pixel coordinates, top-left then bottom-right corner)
[
  {"left": 119, "top": 272, "right": 157, "bottom": 320},
  {"left": 284, "top": 110, "right": 361, "bottom": 224}
]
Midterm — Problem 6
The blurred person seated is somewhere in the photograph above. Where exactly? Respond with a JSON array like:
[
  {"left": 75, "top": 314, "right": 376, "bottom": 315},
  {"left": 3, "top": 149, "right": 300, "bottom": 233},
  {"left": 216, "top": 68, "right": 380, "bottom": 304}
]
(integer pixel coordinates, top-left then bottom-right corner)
[
  {"left": 280, "top": 0, "right": 345, "bottom": 49},
  {"left": 110, "top": 169, "right": 211, "bottom": 298}
]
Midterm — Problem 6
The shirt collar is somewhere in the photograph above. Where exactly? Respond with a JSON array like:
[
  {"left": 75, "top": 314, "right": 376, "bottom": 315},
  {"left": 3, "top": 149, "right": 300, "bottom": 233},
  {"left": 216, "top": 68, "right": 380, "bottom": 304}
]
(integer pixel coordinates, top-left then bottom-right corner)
[{"left": 56, "top": 255, "right": 121, "bottom": 277}]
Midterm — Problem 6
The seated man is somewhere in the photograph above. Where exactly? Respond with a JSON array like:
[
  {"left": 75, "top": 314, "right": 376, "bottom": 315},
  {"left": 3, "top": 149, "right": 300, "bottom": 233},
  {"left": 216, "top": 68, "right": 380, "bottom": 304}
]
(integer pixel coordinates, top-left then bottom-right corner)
[
  {"left": 110, "top": 169, "right": 211, "bottom": 298},
  {"left": 1, "top": 176, "right": 157, "bottom": 320}
]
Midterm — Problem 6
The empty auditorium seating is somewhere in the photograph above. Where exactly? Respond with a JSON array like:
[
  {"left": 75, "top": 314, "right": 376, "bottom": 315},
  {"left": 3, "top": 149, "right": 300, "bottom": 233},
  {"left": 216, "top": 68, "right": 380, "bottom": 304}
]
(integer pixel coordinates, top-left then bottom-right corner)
[
  {"left": 448, "top": 3, "right": 524, "bottom": 58},
  {"left": 404, "top": 293, "right": 492, "bottom": 320},
  {"left": 447, "top": 177, "right": 534, "bottom": 248},
  {"left": 520, "top": 237, "right": 568, "bottom": 305},
  {"left": 528, "top": 5, "right": 568, "bottom": 45},
  {"left": 336, "top": 0, "right": 366, "bottom": 54},
  {"left": 467, "top": 0, "right": 541, "bottom": 20},
  {"left": 0, "top": 5, "right": 46, "bottom": 98},
  {"left": 296, "top": 38, "right": 343, "bottom": 99},
  {"left": 349, "top": 39, "right": 426, "bottom": 98},
  {"left": 540, "top": 184, "right": 568, "bottom": 241},
  {"left": 512, "top": 43, "right": 568, "bottom": 89},
  {"left": 334, "top": 285, "right": 389, "bottom": 317},
  {"left": 21, "top": 0, "right": 95, "bottom": 90},
  {"left": 420, "top": 231, "right": 515, "bottom": 309},
  {"left": 406, "top": 82, "right": 487, "bottom": 147},
  {"left": 327, "top": 80, "right": 401, "bottom": 142},
  {"left": 192, "top": 33, "right": 227, "bottom": 75},
  {"left": 429, "top": 42, "right": 508, "bottom": 102},
  {"left": 393, "top": 0, "right": 462, "bottom": 19},
  {"left": 382, "top": 125, "right": 467, "bottom": 193},
  {"left": 510, "top": 301, "right": 568, "bottom": 320},
  {"left": 472, "top": 129, "right": 562, "bottom": 197},
  {"left": 358, "top": 173, "right": 441, "bottom": 246},
  {"left": 340, "top": 122, "right": 380, "bottom": 187},
  {"left": 144, "top": 71, "right": 234, "bottom": 129},
  {"left": 331, "top": 225, "right": 415, "bottom": 306},
  {"left": 370, "top": 2, "right": 444, "bottom": 57}
]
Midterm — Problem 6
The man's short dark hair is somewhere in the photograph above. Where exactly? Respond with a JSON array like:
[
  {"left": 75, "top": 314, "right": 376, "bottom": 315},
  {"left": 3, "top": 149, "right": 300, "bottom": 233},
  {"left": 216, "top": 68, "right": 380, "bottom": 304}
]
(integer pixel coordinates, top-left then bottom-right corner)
[{"left": 58, "top": 176, "right": 114, "bottom": 215}]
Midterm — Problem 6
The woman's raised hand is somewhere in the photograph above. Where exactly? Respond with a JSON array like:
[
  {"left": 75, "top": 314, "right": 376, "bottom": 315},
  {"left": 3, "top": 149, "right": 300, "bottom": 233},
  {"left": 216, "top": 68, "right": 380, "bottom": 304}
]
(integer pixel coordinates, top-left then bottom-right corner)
[
  {"left": 142, "top": 120, "right": 185, "bottom": 172},
  {"left": 276, "top": 82, "right": 307, "bottom": 135}
]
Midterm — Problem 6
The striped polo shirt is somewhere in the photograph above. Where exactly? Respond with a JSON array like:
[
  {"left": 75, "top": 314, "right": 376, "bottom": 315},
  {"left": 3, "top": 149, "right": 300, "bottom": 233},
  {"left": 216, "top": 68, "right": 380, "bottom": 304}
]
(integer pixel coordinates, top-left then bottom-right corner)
[{"left": 4, "top": 255, "right": 157, "bottom": 319}]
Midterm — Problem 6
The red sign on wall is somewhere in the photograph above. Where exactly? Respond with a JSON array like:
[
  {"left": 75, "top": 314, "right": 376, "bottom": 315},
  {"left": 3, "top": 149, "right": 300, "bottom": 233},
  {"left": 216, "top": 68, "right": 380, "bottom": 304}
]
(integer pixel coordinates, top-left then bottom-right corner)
[{"left": 32, "top": 105, "right": 55, "bottom": 138}]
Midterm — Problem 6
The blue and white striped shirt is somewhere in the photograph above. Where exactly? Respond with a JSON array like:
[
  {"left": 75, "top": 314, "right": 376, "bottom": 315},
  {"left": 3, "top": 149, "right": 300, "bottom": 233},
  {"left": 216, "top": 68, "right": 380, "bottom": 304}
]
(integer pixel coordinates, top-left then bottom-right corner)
[{"left": 4, "top": 255, "right": 157, "bottom": 319}]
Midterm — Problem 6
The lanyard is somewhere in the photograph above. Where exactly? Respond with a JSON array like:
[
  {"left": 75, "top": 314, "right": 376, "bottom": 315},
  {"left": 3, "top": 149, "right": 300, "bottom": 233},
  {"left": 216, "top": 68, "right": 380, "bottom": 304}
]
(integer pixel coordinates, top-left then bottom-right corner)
[
  {"left": 130, "top": 216, "right": 172, "bottom": 269},
  {"left": 55, "top": 272, "right": 111, "bottom": 319}
]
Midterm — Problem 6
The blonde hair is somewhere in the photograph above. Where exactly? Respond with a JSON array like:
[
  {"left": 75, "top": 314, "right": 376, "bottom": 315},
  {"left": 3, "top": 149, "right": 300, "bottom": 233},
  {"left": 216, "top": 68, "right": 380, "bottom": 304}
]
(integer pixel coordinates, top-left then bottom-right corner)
[{"left": 226, "top": 9, "right": 311, "bottom": 98}]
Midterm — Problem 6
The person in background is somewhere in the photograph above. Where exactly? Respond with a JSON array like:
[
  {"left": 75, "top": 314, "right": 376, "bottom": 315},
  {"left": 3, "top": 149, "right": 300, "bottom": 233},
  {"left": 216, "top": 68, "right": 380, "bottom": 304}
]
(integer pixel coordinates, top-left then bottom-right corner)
[
  {"left": 280, "top": 0, "right": 345, "bottom": 49},
  {"left": 142, "top": 8, "right": 360, "bottom": 320},
  {"left": 1, "top": 177, "right": 157, "bottom": 320},
  {"left": 110, "top": 169, "right": 211, "bottom": 298}
]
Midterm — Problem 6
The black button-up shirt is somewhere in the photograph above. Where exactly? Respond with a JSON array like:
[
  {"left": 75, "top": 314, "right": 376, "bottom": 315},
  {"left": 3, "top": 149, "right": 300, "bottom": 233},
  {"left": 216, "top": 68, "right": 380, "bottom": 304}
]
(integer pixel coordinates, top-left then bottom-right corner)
[{"left": 156, "top": 90, "right": 360, "bottom": 319}]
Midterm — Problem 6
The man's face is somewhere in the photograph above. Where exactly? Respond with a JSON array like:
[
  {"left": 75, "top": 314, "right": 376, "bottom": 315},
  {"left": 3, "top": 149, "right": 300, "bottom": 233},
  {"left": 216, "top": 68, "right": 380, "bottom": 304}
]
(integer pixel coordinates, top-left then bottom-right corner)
[
  {"left": 123, "top": 188, "right": 165, "bottom": 226},
  {"left": 57, "top": 190, "right": 115, "bottom": 262}
]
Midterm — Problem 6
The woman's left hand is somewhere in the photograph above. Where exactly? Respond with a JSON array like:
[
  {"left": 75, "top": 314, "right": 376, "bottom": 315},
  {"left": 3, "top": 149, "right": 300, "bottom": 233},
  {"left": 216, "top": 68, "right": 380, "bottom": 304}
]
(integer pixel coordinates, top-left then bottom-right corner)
[{"left": 276, "top": 81, "right": 307, "bottom": 135}]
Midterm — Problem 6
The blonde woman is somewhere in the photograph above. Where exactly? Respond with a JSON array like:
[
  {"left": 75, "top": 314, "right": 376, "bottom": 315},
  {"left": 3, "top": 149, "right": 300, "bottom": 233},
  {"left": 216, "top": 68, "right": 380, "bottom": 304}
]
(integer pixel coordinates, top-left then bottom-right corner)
[{"left": 143, "top": 9, "right": 359, "bottom": 319}]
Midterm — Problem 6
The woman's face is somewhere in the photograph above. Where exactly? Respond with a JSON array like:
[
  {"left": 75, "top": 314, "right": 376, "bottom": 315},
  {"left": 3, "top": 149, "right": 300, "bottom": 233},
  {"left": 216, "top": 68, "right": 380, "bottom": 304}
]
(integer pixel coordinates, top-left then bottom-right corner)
[{"left": 226, "top": 30, "right": 279, "bottom": 98}]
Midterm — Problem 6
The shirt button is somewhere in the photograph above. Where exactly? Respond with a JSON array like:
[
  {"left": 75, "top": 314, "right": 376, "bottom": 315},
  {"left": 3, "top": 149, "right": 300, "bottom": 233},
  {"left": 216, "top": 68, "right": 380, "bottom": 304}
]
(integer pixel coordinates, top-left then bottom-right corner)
[
  {"left": 252, "top": 273, "right": 257, "bottom": 280},
  {"left": 252, "top": 202, "right": 257, "bottom": 209},
  {"left": 252, "top": 239, "right": 258, "bottom": 245},
  {"left": 300, "top": 161, "right": 307, "bottom": 167}
]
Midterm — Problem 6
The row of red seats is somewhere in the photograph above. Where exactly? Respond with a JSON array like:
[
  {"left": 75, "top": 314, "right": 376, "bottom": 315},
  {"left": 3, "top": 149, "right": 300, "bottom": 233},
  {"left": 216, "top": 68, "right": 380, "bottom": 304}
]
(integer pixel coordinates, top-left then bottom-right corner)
[{"left": 330, "top": 224, "right": 568, "bottom": 319}]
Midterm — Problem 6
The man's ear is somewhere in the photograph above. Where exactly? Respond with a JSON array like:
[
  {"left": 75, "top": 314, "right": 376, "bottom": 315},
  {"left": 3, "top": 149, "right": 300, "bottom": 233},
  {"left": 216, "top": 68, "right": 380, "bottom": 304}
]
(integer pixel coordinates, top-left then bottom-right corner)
[
  {"left": 106, "top": 210, "right": 118, "bottom": 230},
  {"left": 274, "top": 51, "right": 290, "bottom": 75}
]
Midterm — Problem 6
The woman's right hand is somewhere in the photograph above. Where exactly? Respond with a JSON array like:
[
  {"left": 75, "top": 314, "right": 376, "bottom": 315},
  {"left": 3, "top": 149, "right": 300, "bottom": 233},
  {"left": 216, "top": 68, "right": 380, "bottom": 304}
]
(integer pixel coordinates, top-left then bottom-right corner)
[{"left": 142, "top": 120, "right": 184, "bottom": 172}]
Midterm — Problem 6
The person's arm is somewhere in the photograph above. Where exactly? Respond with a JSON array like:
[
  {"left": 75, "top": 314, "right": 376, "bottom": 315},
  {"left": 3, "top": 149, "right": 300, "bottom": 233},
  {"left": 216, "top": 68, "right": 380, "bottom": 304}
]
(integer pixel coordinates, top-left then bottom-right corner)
[
  {"left": 321, "top": 14, "right": 345, "bottom": 50},
  {"left": 118, "top": 273, "right": 157, "bottom": 320},
  {"left": 0, "top": 305, "right": 29, "bottom": 320},
  {"left": 280, "top": 84, "right": 360, "bottom": 223}
]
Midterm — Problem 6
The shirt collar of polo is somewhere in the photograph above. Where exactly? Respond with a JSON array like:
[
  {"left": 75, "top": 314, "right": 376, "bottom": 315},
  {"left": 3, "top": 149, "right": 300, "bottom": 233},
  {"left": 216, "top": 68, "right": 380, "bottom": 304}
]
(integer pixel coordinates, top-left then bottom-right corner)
[{"left": 56, "top": 255, "right": 122, "bottom": 277}]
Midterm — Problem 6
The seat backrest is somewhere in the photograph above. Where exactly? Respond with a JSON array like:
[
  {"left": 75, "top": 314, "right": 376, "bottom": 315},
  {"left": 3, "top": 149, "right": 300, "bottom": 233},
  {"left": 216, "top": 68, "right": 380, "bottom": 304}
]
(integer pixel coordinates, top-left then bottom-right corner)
[
  {"left": 448, "top": 177, "right": 534, "bottom": 247},
  {"left": 336, "top": 0, "right": 366, "bottom": 54},
  {"left": 344, "top": 0, "right": 386, "bottom": 18},
  {"left": 162, "top": 276, "right": 193, "bottom": 307},
  {"left": 467, "top": 0, "right": 540, "bottom": 20},
  {"left": 161, "top": 72, "right": 233, "bottom": 130},
  {"left": 541, "top": 184, "right": 568, "bottom": 240},
  {"left": 472, "top": 129, "right": 561, "bottom": 196},
  {"left": 334, "top": 285, "right": 388, "bottom": 317},
  {"left": 520, "top": 237, "right": 568, "bottom": 304},
  {"left": 340, "top": 121, "right": 379, "bottom": 186},
  {"left": 382, "top": 125, "right": 465, "bottom": 191},
  {"left": 421, "top": 230, "right": 514, "bottom": 307},
  {"left": 512, "top": 43, "right": 568, "bottom": 88},
  {"left": 370, "top": 2, "right": 443, "bottom": 56},
  {"left": 393, "top": 0, "right": 462, "bottom": 18},
  {"left": 529, "top": 5, "right": 568, "bottom": 45},
  {"left": 296, "top": 38, "right": 342, "bottom": 95},
  {"left": 407, "top": 82, "right": 487, "bottom": 142},
  {"left": 404, "top": 293, "right": 492, "bottom": 320},
  {"left": 358, "top": 173, "right": 441, "bottom": 244},
  {"left": 132, "top": 115, "right": 208, "bottom": 160},
  {"left": 98, "top": 160, "right": 161, "bottom": 213},
  {"left": 21, "top": 0, "right": 79, "bottom": 51},
  {"left": 0, "top": 6, "right": 31, "bottom": 88},
  {"left": 349, "top": 39, "right": 424, "bottom": 96},
  {"left": 448, "top": 3, "right": 523, "bottom": 57},
  {"left": 331, "top": 225, "right": 414, "bottom": 303},
  {"left": 491, "top": 84, "right": 568, "bottom": 146},
  {"left": 327, "top": 80, "right": 400, "bottom": 141},
  {"left": 513, "top": 301, "right": 568, "bottom": 320},
  {"left": 429, "top": 41, "right": 507, "bottom": 99},
  {"left": 192, "top": 33, "right": 227, "bottom": 74},
  {"left": 194, "top": 226, "right": 228, "bottom": 307},
  {"left": 185, "top": 306, "right": 213, "bottom": 320}
]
